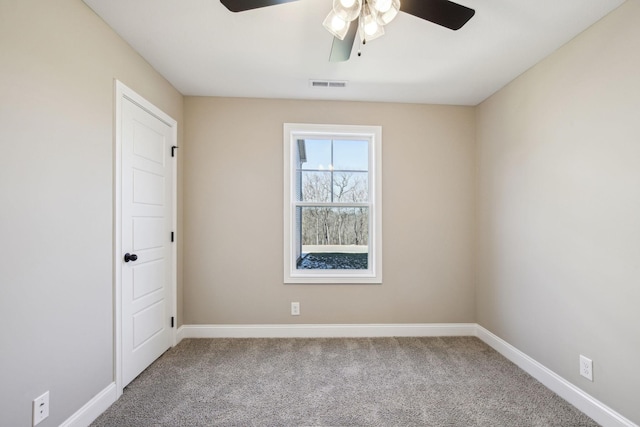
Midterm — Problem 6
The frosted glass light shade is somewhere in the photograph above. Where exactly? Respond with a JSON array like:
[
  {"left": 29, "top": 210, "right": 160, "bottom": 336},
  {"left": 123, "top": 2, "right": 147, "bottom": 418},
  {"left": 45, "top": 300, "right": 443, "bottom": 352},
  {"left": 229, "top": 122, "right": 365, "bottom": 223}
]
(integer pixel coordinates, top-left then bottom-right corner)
[
  {"left": 371, "top": 0, "right": 392, "bottom": 13},
  {"left": 373, "top": 0, "right": 400, "bottom": 25},
  {"left": 333, "top": 0, "right": 362, "bottom": 21},
  {"left": 323, "top": 10, "right": 350, "bottom": 40},
  {"left": 359, "top": 3, "right": 384, "bottom": 42}
]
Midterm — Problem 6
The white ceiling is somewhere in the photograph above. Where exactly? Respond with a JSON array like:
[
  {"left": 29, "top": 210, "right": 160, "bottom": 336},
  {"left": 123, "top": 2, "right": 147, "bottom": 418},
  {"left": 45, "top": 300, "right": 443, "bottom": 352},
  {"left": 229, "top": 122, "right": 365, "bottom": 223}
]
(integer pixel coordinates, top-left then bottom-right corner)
[{"left": 83, "top": 0, "right": 624, "bottom": 105}]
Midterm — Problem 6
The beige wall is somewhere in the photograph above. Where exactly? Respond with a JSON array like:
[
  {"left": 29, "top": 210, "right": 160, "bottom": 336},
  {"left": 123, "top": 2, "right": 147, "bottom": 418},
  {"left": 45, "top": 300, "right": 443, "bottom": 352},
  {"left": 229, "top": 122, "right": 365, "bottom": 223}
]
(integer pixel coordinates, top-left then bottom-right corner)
[
  {"left": 476, "top": 0, "right": 640, "bottom": 423},
  {"left": 0, "top": 0, "right": 183, "bottom": 426},
  {"left": 183, "top": 98, "right": 476, "bottom": 324}
]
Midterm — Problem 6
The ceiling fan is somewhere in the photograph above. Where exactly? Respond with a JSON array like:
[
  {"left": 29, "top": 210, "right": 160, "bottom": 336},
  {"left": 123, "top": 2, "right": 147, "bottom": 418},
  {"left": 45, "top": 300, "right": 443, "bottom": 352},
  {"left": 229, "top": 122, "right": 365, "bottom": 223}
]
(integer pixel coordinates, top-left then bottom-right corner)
[{"left": 220, "top": 0, "right": 475, "bottom": 62}]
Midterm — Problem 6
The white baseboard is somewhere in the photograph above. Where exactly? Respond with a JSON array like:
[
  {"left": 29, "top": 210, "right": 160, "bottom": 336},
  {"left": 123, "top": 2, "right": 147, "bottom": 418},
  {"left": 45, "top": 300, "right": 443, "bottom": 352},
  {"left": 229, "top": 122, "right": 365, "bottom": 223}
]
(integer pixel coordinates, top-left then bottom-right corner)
[
  {"left": 476, "top": 326, "right": 637, "bottom": 427},
  {"left": 177, "top": 323, "right": 477, "bottom": 339},
  {"left": 59, "top": 382, "right": 117, "bottom": 427}
]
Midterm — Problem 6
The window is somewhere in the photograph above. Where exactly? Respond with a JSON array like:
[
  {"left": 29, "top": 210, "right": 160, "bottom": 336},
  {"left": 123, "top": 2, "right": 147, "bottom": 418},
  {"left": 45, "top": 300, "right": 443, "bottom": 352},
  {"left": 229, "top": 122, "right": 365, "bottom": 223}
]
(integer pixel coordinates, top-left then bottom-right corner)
[{"left": 284, "top": 123, "right": 382, "bottom": 283}]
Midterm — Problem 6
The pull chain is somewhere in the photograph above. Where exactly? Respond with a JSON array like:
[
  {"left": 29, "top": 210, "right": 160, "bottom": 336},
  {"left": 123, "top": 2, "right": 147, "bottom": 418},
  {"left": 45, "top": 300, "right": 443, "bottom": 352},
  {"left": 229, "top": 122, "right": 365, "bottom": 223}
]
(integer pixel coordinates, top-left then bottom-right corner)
[{"left": 358, "top": 38, "right": 366, "bottom": 57}]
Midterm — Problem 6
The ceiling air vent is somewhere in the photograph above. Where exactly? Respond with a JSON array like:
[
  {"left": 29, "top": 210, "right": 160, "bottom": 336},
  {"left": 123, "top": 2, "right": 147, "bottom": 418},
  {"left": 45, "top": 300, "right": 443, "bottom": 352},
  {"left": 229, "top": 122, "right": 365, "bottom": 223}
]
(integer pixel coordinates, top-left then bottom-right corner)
[{"left": 310, "top": 80, "right": 348, "bottom": 88}]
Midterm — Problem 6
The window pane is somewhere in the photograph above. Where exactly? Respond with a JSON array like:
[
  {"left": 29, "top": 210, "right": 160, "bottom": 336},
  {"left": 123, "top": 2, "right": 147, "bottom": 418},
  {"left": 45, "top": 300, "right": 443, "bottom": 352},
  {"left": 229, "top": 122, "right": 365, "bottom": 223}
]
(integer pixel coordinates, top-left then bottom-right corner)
[
  {"left": 332, "top": 171, "right": 368, "bottom": 202},
  {"left": 297, "top": 207, "right": 369, "bottom": 270},
  {"left": 298, "top": 171, "right": 331, "bottom": 202},
  {"left": 300, "top": 139, "right": 331, "bottom": 171},
  {"left": 333, "top": 139, "right": 368, "bottom": 171}
]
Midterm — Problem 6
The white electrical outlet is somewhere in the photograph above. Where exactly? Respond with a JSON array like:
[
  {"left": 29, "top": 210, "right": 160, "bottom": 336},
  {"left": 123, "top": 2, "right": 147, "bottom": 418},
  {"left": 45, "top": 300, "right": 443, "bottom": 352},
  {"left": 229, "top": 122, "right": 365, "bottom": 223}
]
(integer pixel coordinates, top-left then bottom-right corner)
[
  {"left": 580, "top": 355, "right": 593, "bottom": 381},
  {"left": 33, "top": 391, "right": 49, "bottom": 426},
  {"left": 291, "top": 302, "right": 300, "bottom": 316}
]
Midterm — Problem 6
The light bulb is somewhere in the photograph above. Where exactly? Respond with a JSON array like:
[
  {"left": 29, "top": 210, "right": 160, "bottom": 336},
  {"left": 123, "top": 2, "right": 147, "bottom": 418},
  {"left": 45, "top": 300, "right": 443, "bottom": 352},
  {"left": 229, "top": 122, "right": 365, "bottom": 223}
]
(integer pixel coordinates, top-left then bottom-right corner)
[
  {"left": 323, "top": 9, "right": 351, "bottom": 39},
  {"left": 333, "top": 0, "right": 362, "bottom": 21},
  {"left": 374, "top": 0, "right": 392, "bottom": 13},
  {"left": 364, "top": 19, "right": 378, "bottom": 36},
  {"left": 374, "top": 0, "right": 400, "bottom": 25},
  {"left": 331, "top": 15, "right": 346, "bottom": 31}
]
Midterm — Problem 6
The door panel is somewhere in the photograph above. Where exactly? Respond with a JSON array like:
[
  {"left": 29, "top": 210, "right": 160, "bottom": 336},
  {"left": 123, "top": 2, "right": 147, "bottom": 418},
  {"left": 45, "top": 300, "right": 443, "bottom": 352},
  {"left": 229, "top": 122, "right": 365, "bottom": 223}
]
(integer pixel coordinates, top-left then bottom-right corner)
[
  {"left": 133, "top": 121, "right": 166, "bottom": 164},
  {"left": 133, "top": 169, "right": 165, "bottom": 205},
  {"left": 133, "top": 261, "right": 164, "bottom": 300},
  {"left": 133, "top": 301, "right": 165, "bottom": 348},
  {"left": 133, "top": 217, "right": 165, "bottom": 250}
]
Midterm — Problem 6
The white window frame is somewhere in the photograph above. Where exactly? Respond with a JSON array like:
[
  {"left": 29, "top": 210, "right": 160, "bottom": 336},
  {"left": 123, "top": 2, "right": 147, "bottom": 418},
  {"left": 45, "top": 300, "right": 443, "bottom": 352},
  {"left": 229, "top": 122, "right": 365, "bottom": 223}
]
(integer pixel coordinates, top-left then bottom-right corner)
[{"left": 283, "top": 123, "right": 382, "bottom": 284}]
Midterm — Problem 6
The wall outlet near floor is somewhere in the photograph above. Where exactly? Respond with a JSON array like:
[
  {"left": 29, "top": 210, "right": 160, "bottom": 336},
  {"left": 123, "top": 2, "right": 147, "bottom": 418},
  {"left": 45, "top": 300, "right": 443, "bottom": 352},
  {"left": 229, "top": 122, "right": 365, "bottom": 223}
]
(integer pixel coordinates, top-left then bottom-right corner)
[
  {"left": 291, "top": 302, "right": 300, "bottom": 316},
  {"left": 580, "top": 355, "right": 593, "bottom": 381},
  {"left": 33, "top": 391, "right": 49, "bottom": 426}
]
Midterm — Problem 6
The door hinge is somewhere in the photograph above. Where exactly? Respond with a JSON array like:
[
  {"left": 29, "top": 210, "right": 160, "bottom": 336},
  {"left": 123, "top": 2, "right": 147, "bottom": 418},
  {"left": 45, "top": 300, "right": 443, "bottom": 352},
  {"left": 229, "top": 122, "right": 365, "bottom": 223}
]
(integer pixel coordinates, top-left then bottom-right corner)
[
  {"left": 171, "top": 231, "right": 174, "bottom": 242},
  {"left": 171, "top": 146, "right": 179, "bottom": 157},
  {"left": 171, "top": 317, "right": 175, "bottom": 328}
]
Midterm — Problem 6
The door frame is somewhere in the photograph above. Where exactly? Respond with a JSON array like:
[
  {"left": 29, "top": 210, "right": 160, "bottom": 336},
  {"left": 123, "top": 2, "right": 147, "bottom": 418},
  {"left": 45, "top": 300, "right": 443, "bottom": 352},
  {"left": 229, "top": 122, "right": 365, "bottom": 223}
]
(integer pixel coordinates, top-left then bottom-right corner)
[{"left": 114, "top": 80, "right": 178, "bottom": 397}]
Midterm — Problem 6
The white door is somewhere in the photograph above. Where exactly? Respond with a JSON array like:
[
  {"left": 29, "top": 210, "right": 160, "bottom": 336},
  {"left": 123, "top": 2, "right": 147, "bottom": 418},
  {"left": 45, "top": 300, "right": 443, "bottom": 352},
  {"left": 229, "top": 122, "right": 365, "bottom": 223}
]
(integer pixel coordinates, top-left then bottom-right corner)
[{"left": 120, "top": 95, "right": 175, "bottom": 387}]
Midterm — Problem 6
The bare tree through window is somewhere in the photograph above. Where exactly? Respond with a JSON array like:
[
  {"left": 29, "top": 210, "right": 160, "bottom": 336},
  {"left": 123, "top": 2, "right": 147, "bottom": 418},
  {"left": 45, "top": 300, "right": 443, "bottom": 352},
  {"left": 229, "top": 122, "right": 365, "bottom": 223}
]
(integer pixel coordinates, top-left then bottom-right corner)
[{"left": 296, "top": 139, "right": 369, "bottom": 270}]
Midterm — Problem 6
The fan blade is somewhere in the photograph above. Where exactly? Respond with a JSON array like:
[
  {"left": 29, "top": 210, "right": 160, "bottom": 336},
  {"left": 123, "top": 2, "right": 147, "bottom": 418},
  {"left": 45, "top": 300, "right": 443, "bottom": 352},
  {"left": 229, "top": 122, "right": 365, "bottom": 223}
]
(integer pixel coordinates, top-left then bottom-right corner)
[
  {"left": 401, "top": 0, "right": 475, "bottom": 31},
  {"left": 329, "top": 21, "right": 358, "bottom": 62},
  {"left": 220, "top": 0, "right": 301, "bottom": 12}
]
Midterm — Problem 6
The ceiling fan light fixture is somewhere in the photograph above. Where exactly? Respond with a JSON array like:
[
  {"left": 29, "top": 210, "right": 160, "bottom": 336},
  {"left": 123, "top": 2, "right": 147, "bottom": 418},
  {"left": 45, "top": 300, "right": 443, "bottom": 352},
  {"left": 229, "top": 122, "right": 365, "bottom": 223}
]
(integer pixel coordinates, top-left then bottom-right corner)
[
  {"left": 323, "top": 10, "right": 350, "bottom": 40},
  {"left": 222, "top": 0, "right": 476, "bottom": 63},
  {"left": 333, "top": 0, "right": 362, "bottom": 21}
]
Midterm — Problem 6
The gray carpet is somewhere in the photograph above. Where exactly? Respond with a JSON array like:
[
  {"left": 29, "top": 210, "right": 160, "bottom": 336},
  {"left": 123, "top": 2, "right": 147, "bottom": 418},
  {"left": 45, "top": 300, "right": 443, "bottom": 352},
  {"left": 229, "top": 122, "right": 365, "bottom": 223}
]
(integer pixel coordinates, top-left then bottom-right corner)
[{"left": 92, "top": 337, "right": 598, "bottom": 426}]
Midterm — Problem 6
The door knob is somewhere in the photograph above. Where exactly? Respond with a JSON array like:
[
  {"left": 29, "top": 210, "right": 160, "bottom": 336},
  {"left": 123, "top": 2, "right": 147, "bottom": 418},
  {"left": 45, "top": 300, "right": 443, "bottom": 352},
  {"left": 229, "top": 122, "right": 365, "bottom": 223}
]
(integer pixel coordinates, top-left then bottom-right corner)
[{"left": 124, "top": 253, "right": 138, "bottom": 263}]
